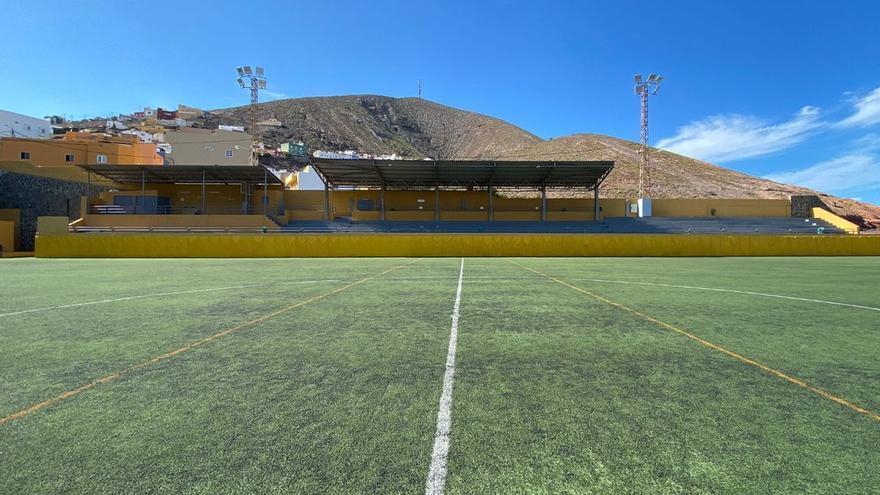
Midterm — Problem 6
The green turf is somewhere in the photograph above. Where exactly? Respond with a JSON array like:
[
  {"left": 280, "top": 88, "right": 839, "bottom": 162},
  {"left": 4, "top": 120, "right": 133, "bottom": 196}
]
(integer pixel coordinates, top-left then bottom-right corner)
[{"left": 1, "top": 256, "right": 878, "bottom": 494}]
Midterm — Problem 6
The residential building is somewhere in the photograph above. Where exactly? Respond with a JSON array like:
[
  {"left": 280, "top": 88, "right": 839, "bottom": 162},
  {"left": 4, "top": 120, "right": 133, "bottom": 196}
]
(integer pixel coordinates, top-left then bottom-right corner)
[
  {"left": 0, "top": 109, "right": 53, "bottom": 139},
  {"left": 176, "top": 104, "right": 203, "bottom": 120},
  {"left": 163, "top": 128, "right": 253, "bottom": 166},
  {"left": 0, "top": 131, "right": 162, "bottom": 166}
]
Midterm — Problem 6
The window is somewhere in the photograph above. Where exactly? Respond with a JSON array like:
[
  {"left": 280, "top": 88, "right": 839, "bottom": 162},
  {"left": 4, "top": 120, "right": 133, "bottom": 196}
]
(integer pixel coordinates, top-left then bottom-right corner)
[
  {"left": 96, "top": 154, "right": 108, "bottom": 164},
  {"left": 225, "top": 149, "right": 233, "bottom": 158},
  {"left": 65, "top": 154, "right": 75, "bottom": 163},
  {"left": 20, "top": 151, "right": 30, "bottom": 160}
]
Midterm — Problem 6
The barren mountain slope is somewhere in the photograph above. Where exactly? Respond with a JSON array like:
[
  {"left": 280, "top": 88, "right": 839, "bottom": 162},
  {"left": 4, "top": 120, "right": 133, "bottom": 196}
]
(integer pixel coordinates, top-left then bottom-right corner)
[
  {"left": 500, "top": 134, "right": 880, "bottom": 229},
  {"left": 209, "top": 95, "right": 541, "bottom": 159}
]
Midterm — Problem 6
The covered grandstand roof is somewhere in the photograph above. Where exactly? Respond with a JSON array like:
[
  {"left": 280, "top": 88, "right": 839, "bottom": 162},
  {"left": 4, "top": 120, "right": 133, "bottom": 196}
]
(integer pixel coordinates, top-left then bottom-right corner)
[
  {"left": 311, "top": 159, "right": 614, "bottom": 189},
  {"left": 78, "top": 165, "right": 282, "bottom": 184}
]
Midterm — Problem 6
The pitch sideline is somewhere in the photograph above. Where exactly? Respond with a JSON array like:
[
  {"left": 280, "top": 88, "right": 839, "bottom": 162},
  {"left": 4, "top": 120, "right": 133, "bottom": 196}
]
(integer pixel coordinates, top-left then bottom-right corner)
[{"left": 425, "top": 258, "right": 465, "bottom": 495}]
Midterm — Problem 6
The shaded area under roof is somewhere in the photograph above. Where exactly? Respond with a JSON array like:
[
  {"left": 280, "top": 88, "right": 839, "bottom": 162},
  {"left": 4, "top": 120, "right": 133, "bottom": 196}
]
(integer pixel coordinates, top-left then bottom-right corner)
[
  {"left": 311, "top": 159, "right": 614, "bottom": 189},
  {"left": 78, "top": 165, "right": 282, "bottom": 184}
]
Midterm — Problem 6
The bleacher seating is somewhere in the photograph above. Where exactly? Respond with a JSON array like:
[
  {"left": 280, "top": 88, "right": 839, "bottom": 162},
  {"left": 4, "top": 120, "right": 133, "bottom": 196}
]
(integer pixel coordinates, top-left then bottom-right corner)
[{"left": 281, "top": 217, "right": 845, "bottom": 234}]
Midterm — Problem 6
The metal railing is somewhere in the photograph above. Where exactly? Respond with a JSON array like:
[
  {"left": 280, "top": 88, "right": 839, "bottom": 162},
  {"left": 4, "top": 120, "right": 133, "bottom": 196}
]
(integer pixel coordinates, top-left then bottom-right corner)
[{"left": 89, "top": 205, "right": 265, "bottom": 215}]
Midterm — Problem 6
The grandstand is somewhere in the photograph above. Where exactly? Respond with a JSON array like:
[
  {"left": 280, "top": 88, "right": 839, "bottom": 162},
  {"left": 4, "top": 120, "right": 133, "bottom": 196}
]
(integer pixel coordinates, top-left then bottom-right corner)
[{"left": 22, "top": 158, "right": 878, "bottom": 257}]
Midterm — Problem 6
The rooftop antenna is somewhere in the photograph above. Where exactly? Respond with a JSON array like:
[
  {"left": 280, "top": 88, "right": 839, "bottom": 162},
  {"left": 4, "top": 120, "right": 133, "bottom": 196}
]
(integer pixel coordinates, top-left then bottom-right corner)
[
  {"left": 418, "top": 79, "right": 423, "bottom": 99},
  {"left": 633, "top": 73, "right": 663, "bottom": 211},
  {"left": 236, "top": 65, "right": 267, "bottom": 163}
]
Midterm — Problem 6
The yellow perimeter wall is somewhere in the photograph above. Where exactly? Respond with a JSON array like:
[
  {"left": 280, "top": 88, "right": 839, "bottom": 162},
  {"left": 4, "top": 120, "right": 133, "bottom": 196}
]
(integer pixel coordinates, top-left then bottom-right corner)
[
  {"left": 0, "top": 221, "right": 14, "bottom": 252},
  {"left": 36, "top": 232, "right": 880, "bottom": 258},
  {"left": 0, "top": 209, "right": 21, "bottom": 250}
]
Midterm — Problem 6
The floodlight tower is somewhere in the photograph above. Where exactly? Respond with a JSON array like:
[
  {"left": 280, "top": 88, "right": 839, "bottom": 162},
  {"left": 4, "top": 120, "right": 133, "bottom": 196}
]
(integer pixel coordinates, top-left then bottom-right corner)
[
  {"left": 418, "top": 79, "right": 423, "bottom": 99},
  {"left": 236, "top": 66, "right": 267, "bottom": 157},
  {"left": 634, "top": 73, "right": 662, "bottom": 215}
]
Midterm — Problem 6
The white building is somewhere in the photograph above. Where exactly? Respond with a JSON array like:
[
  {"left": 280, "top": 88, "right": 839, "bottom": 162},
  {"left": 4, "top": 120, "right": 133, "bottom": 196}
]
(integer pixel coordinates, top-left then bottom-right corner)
[{"left": 0, "top": 109, "right": 53, "bottom": 139}]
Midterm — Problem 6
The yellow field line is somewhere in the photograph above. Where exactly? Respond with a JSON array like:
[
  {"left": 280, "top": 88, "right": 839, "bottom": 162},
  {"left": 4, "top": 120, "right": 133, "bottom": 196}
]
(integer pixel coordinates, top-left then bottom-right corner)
[
  {"left": 0, "top": 259, "right": 420, "bottom": 426},
  {"left": 508, "top": 260, "right": 880, "bottom": 423}
]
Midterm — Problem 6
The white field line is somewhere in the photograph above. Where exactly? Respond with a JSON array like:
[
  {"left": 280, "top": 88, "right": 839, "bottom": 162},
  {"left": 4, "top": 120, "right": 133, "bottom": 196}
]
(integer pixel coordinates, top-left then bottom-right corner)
[
  {"left": 382, "top": 274, "right": 880, "bottom": 312},
  {"left": 425, "top": 258, "right": 465, "bottom": 495},
  {"left": 6, "top": 273, "right": 876, "bottom": 319},
  {"left": 0, "top": 284, "right": 262, "bottom": 318},
  {"left": 0, "top": 279, "right": 350, "bottom": 318},
  {"left": 567, "top": 277, "right": 880, "bottom": 312}
]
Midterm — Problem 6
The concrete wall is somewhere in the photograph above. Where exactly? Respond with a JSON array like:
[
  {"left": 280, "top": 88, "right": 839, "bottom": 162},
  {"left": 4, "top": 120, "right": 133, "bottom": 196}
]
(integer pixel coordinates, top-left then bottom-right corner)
[
  {"left": 0, "top": 220, "right": 14, "bottom": 253},
  {"left": 0, "top": 208, "right": 20, "bottom": 250},
  {"left": 0, "top": 170, "right": 111, "bottom": 250},
  {"left": 36, "top": 232, "right": 880, "bottom": 258},
  {"left": 79, "top": 215, "right": 273, "bottom": 228},
  {"left": 651, "top": 199, "right": 791, "bottom": 218}
]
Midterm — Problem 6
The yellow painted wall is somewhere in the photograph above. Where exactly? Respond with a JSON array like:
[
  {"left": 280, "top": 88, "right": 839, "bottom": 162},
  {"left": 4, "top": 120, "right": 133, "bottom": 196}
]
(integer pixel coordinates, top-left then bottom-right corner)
[
  {"left": 281, "top": 190, "right": 626, "bottom": 221},
  {"left": 36, "top": 232, "right": 880, "bottom": 258},
  {"left": 811, "top": 207, "right": 860, "bottom": 234},
  {"left": 652, "top": 199, "right": 790, "bottom": 217},
  {"left": 0, "top": 221, "right": 14, "bottom": 253},
  {"left": 79, "top": 215, "right": 273, "bottom": 228},
  {"left": 0, "top": 208, "right": 21, "bottom": 250},
  {"left": 36, "top": 216, "right": 70, "bottom": 234}
]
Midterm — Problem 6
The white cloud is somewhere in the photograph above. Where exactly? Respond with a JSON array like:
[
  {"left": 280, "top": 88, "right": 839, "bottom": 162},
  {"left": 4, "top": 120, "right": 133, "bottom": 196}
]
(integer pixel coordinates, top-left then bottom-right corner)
[
  {"left": 765, "top": 153, "right": 880, "bottom": 196},
  {"left": 656, "top": 106, "right": 823, "bottom": 163},
  {"left": 837, "top": 87, "right": 880, "bottom": 128}
]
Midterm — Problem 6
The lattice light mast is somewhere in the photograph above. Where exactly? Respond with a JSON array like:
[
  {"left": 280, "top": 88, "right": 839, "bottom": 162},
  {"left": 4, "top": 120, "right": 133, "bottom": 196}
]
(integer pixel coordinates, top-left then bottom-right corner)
[
  {"left": 236, "top": 66, "right": 267, "bottom": 161},
  {"left": 634, "top": 73, "right": 662, "bottom": 199}
]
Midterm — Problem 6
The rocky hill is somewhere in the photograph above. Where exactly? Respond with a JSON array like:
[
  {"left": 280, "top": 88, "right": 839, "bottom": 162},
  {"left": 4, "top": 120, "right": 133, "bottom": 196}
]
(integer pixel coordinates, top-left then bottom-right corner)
[
  {"left": 206, "top": 95, "right": 879, "bottom": 229},
  {"left": 208, "top": 95, "right": 541, "bottom": 160}
]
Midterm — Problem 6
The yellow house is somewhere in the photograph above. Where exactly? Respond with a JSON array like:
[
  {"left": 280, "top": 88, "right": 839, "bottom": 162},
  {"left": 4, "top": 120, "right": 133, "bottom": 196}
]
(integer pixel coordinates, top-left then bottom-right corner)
[{"left": 0, "top": 131, "right": 162, "bottom": 167}]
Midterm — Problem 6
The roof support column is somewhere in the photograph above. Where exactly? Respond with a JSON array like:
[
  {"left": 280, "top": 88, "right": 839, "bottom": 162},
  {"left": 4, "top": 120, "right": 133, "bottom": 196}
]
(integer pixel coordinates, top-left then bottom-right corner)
[
  {"left": 141, "top": 169, "right": 145, "bottom": 215},
  {"left": 434, "top": 185, "right": 440, "bottom": 222},
  {"left": 540, "top": 182, "right": 547, "bottom": 222},
  {"left": 380, "top": 183, "right": 386, "bottom": 221},
  {"left": 323, "top": 180, "right": 330, "bottom": 221},
  {"left": 488, "top": 184, "right": 494, "bottom": 222},
  {"left": 594, "top": 185, "right": 600, "bottom": 222},
  {"left": 263, "top": 168, "right": 268, "bottom": 217},
  {"left": 201, "top": 170, "right": 206, "bottom": 215},
  {"left": 86, "top": 171, "right": 91, "bottom": 213}
]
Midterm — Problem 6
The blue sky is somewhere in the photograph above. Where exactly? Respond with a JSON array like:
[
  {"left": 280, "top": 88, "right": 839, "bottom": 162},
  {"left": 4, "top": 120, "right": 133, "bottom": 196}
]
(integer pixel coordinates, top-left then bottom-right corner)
[{"left": 3, "top": 0, "right": 880, "bottom": 204}]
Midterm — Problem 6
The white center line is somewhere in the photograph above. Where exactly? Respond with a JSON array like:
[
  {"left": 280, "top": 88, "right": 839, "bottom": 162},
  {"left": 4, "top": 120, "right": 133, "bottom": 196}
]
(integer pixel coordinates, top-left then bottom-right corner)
[{"left": 425, "top": 258, "right": 465, "bottom": 495}]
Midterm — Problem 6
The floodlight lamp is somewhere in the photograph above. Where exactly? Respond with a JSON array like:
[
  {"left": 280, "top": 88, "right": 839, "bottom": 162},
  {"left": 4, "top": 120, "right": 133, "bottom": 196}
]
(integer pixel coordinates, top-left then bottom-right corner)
[
  {"left": 648, "top": 73, "right": 657, "bottom": 82},
  {"left": 655, "top": 75, "right": 663, "bottom": 83},
  {"left": 258, "top": 80, "right": 267, "bottom": 89},
  {"left": 236, "top": 67, "right": 244, "bottom": 76},
  {"left": 237, "top": 77, "right": 245, "bottom": 88},
  {"left": 256, "top": 66, "right": 265, "bottom": 77},
  {"left": 634, "top": 74, "right": 643, "bottom": 83},
  {"left": 243, "top": 66, "right": 253, "bottom": 75}
]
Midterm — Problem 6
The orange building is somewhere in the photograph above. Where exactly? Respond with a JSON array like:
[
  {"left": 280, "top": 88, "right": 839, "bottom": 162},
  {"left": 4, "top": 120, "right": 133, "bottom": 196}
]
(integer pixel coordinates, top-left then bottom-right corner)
[{"left": 0, "top": 132, "right": 162, "bottom": 167}]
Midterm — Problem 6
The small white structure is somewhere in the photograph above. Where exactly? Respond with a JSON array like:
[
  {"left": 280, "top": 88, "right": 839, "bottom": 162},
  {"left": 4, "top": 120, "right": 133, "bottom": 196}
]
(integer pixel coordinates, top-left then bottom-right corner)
[
  {"left": 0, "top": 109, "right": 53, "bottom": 139},
  {"left": 637, "top": 198, "right": 652, "bottom": 218},
  {"left": 289, "top": 165, "right": 326, "bottom": 190},
  {"left": 218, "top": 124, "right": 245, "bottom": 133}
]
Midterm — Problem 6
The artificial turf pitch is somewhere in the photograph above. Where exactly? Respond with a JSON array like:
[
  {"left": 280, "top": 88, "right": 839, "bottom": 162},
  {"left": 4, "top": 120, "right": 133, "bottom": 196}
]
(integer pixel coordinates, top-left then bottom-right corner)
[{"left": 1, "top": 257, "right": 878, "bottom": 494}]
